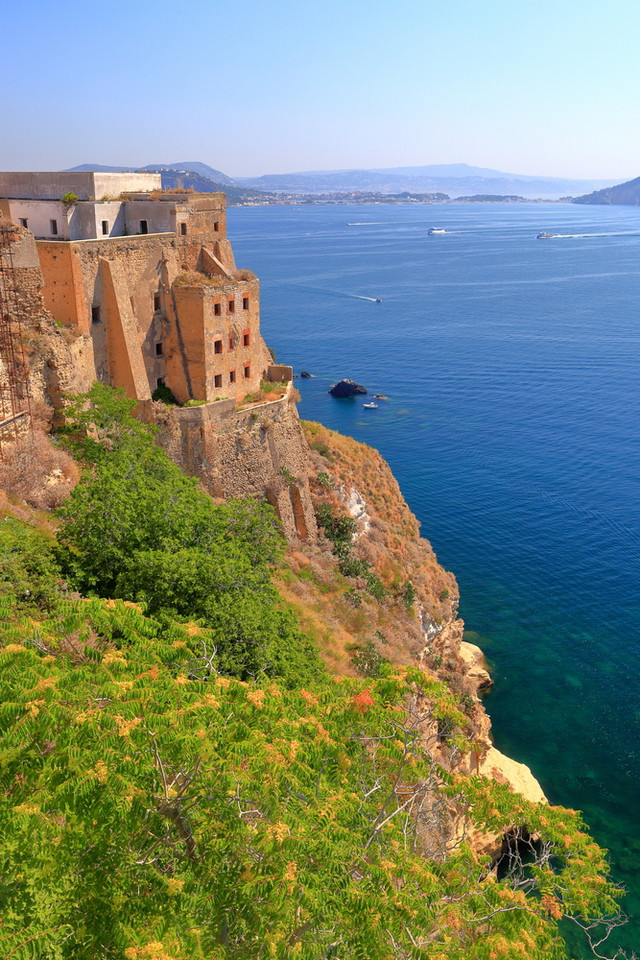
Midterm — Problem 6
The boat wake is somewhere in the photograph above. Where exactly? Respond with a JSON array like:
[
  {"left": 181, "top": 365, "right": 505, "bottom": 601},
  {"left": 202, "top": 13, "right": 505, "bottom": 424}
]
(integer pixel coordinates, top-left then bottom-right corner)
[{"left": 540, "top": 231, "right": 640, "bottom": 240}]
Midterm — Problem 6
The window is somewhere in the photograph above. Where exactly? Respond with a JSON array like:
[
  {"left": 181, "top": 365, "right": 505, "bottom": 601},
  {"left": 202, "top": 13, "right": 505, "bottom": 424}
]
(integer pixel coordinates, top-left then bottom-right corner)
[
  {"left": 228, "top": 300, "right": 235, "bottom": 314},
  {"left": 229, "top": 370, "right": 236, "bottom": 384},
  {"left": 243, "top": 364, "right": 251, "bottom": 379},
  {"left": 155, "top": 342, "right": 163, "bottom": 356},
  {"left": 243, "top": 331, "right": 251, "bottom": 347},
  {"left": 19, "top": 218, "right": 28, "bottom": 229},
  {"left": 154, "top": 293, "right": 161, "bottom": 312},
  {"left": 214, "top": 339, "right": 223, "bottom": 355},
  {"left": 91, "top": 306, "right": 101, "bottom": 324},
  {"left": 101, "top": 220, "right": 109, "bottom": 235},
  {"left": 214, "top": 221, "right": 219, "bottom": 232},
  {"left": 139, "top": 220, "right": 148, "bottom": 234},
  {"left": 242, "top": 296, "right": 249, "bottom": 310},
  {"left": 214, "top": 374, "right": 222, "bottom": 389},
  {"left": 228, "top": 334, "right": 234, "bottom": 350},
  {"left": 180, "top": 223, "right": 187, "bottom": 236},
  {"left": 50, "top": 219, "right": 58, "bottom": 236},
  {"left": 214, "top": 302, "right": 221, "bottom": 316},
  {"left": 157, "top": 376, "right": 166, "bottom": 388}
]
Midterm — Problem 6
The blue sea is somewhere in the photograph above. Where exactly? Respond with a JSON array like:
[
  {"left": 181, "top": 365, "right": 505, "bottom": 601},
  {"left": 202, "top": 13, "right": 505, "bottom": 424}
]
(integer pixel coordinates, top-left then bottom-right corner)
[{"left": 228, "top": 202, "right": 640, "bottom": 954}]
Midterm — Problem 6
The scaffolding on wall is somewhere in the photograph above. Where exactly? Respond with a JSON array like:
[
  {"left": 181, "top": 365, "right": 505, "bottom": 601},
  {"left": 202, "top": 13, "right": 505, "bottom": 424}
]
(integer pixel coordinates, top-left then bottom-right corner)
[{"left": 0, "top": 222, "right": 32, "bottom": 458}]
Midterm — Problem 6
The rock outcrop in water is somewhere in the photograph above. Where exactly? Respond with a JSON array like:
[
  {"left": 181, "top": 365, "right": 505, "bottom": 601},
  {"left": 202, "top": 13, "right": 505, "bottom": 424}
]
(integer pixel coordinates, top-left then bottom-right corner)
[{"left": 328, "top": 378, "right": 367, "bottom": 397}]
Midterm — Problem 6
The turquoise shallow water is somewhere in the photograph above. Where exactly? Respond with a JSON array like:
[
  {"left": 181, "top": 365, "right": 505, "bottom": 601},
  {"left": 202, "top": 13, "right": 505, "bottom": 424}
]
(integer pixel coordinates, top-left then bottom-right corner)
[{"left": 228, "top": 202, "right": 640, "bottom": 954}]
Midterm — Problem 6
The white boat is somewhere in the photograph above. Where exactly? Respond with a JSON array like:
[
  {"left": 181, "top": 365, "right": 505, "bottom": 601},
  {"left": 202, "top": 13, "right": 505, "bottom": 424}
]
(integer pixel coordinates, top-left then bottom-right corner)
[
  {"left": 363, "top": 402, "right": 378, "bottom": 409},
  {"left": 428, "top": 227, "right": 446, "bottom": 235},
  {"left": 536, "top": 232, "right": 556, "bottom": 239}
]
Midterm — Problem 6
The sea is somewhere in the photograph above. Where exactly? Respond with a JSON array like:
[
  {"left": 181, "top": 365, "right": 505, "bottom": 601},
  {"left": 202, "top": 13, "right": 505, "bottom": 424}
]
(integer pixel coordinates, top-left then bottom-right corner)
[{"left": 227, "top": 201, "right": 640, "bottom": 955}]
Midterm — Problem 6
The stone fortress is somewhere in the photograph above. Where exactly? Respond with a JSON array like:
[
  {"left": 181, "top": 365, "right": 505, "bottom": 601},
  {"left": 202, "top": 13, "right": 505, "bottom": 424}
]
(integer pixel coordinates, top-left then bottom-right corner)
[{"left": 0, "top": 171, "right": 314, "bottom": 540}]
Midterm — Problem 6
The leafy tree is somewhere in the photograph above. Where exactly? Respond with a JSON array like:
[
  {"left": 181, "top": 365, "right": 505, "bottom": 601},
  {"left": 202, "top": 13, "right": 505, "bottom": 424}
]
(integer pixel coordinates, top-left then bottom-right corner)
[
  {"left": 0, "top": 516, "right": 61, "bottom": 611},
  {"left": 0, "top": 586, "right": 626, "bottom": 959},
  {"left": 55, "top": 384, "right": 321, "bottom": 683}
]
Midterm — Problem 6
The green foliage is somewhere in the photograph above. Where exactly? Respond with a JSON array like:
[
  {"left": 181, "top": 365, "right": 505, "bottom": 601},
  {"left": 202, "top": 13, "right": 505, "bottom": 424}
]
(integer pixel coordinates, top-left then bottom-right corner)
[
  {"left": 363, "top": 570, "right": 386, "bottom": 601},
  {"left": 316, "top": 503, "right": 356, "bottom": 549},
  {"left": 0, "top": 517, "right": 62, "bottom": 611},
  {"left": 316, "top": 470, "right": 333, "bottom": 489},
  {"left": 0, "top": 385, "right": 624, "bottom": 958},
  {"left": 152, "top": 382, "right": 179, "bottom": 404},
  {"left": 403, "top": 578, "right": 417, "bottom": 609},
  {"left": 351, "top": 639, "right": 389, "bottom": 678},
  {"left": 54, "top": 384, "right": 322, "bottom": 683},
  {"left": 0, "top": 593, "right": 625, "bottom": 959},
  {"left": 279, "top": 465, "right": 295, "bottom": 486},
  {"left": 316, "top": 504, "right": 386, "bottom": 601},
  {"left": 61, "top": 191, "right": 78, "bottom": 204}
]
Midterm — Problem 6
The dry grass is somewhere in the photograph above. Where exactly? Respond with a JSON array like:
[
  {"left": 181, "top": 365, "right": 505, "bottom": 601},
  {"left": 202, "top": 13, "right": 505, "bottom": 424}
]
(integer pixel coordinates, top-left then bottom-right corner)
[
  {"left": 269, "top": 421, "right": 463, "bottom": 677},
  {"left": 0, "top": 429, "right": 79, "bottom": 510}
]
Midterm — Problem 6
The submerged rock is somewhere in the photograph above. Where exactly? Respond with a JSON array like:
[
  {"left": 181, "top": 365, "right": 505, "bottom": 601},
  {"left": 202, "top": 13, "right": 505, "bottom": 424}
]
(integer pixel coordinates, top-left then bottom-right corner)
[
  {"left": 329, "top": 379, "right": 367, "bottom": 397},
  {"left": 300, "top": 370, "right": 313, "bottom": 378}
]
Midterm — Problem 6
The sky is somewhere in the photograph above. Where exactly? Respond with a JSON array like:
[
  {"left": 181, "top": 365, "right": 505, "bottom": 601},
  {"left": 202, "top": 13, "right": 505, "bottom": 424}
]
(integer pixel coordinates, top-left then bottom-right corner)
[{"left": 2, "top": 0, "right": 639, "bottom": 181}]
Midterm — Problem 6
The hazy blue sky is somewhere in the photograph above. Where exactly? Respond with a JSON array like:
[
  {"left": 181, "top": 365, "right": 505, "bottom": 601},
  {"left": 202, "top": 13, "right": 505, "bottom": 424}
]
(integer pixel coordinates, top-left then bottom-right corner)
[{"left": 2, "top": 0, "right": 638, "bottom": 180}]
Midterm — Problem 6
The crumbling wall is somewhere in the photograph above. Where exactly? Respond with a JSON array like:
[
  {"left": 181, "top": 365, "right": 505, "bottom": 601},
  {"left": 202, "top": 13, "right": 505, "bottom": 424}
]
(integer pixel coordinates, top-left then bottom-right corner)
[{"left": 155, "top": 388, "right": 317, "bottom": 543}]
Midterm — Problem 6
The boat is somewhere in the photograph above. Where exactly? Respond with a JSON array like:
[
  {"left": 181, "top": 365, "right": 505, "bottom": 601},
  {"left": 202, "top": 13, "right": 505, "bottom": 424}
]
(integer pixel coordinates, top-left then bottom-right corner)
[
  {"left": 363, "top": 402, "right": 378, "bottom": 409},
  {"left": 428, "top": 227, "right": 446, "bottom": 235},
  {"left": 536, "top": 232, "right": 556, "bottom": 239},
  {"left": 373, "top": 394, "right": 388, "bottom": 400},
  {"left": 374, "top": 298, "right": 382, "bottom": 302}
]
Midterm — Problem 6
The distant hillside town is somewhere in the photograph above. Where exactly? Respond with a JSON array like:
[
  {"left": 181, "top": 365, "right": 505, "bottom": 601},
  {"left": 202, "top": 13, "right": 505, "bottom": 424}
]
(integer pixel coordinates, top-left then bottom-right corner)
[{"left": 66, "top": 162, "right": 623, "bottom": 205}]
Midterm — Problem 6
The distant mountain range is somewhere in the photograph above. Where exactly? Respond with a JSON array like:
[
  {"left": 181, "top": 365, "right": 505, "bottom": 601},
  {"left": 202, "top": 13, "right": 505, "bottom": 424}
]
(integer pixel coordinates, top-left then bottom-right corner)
[
  {"left": 67, "top": 161, "right": 622, "bottom": 202},
  {"left": 234, "top": 166, "right": 619, "bottom": 200},
  {"left": 572, "top": 175, "right": 640, "bottom": 205},
  {"left": 67, "top": 163, "right": 270, "bottom": 204}
]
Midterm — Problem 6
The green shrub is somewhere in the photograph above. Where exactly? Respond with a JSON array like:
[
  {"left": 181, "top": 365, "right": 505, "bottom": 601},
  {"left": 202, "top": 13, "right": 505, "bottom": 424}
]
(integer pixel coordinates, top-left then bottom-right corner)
[
  {"left": 351, "top": 639, "right": 389, "bottom": 678},
  {"left": 54, "top": 384, "right": 322, "bottom": 683},
  {"left": 151, "top": 382, "right": 178, "bottom": 405}
]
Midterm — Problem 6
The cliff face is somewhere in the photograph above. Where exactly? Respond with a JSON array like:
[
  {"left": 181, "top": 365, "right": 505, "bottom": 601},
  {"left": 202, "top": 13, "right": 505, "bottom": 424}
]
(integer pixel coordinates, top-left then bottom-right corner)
[
  {"left": 278, "top": 420, "right": 547, "bottom": 827},
  {"left": 6, "top": 214, "right": 546, "bottom": 857}
]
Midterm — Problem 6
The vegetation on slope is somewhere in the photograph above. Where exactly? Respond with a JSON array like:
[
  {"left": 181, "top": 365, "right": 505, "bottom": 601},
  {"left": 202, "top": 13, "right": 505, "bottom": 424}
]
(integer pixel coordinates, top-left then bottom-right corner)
[{"left": 0, "top": 387, "right": 628, "bottom": 958}]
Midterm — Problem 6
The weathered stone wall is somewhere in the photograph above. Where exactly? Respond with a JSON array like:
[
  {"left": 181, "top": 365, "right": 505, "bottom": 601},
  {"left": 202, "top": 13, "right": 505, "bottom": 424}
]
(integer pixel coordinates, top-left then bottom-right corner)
[
  {"left": 0, "top": 171, "right": 160, "bottom": 201},
  {"left": 168, "top": 277, "right": 269, "bottom": 403},
  {"left": 155, "top": 386, "right": 317, "bottom": 542}
]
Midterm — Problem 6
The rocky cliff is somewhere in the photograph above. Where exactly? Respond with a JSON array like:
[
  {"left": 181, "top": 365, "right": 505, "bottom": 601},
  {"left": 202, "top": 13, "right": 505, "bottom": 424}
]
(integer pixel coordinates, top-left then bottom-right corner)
[{"left": 5, "top": 214, "right": 546, "bottom": 856}]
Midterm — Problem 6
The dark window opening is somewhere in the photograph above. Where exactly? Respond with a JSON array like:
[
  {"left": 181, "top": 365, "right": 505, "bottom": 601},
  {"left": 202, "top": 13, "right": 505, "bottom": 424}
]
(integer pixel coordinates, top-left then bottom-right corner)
[
  {"left": 19, "top": 218, "right": 28, "bottom": 229},
  {"left": 229, "top": 370, "right": 236, "bottom": 384},
  {"left": 242, "top": 296, "right": 249, "bottom": 310},
  {"left": 101, "top": 220, "right": 109, "bottom": 235},
  {"left": 243, "top": 331, "right": 250, "bottom": 347},
  {"left": 244, "top": 364, "right": 251, "bottom": 379},
  {"left": 180, "top": 223, "right": 187, "bottom": 236},
  {"left": 139, "top": 220, "right": 149, "bottom": 234},
  {"left": 50, "top": 219, "right": 58, "bottom": 236},
  {"left": 155, "top": 342, "right": 163, "bottom": 356},
  {"left": 214, "top": 303, "right": 221, "bottom": 316},
  {"left": 228, "top": 300, "right": 235, "bottom": 314},
  {"left": 91, "top": 306, "right": 101, "bottom": 324},
  {"left": 214, "top": 374, "right": 223, "bottom": 389},
  {"left": 214, "top": 339, "right": 223, "bottom": 354},
  {"left": 214, "top": 221, "right": 219, "bottom": 232},
  {"left": 157, "top": 376, "right": 166, "bottom": 388},
  {"left": 154, "top": 293, "right": 161, "bottom": 311},
  {"left": 228, "top": 335, "right": 234, "bottom": 350}
]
